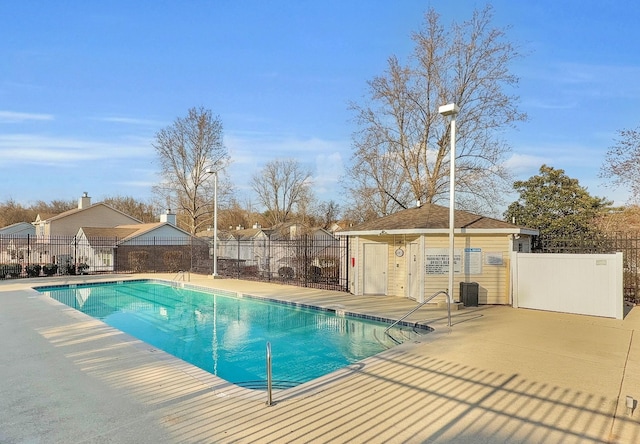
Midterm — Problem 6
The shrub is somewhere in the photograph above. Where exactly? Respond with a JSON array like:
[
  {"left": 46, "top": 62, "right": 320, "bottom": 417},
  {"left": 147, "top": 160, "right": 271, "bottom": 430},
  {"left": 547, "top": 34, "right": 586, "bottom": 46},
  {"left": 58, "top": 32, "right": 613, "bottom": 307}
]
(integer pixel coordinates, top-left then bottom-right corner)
[
  {"left": 128, "top": 251, "right": 149, "bottom": 272},
  {"left": 42, "top": 264, "right": 58, "bottom": 276},
  {"left": 308, "top": 265, "right": 322, "bottom": 283},
  {"left": 163, "top": 251, "right": 183, "bottom": 272},
  {"left": 26, "top": 264, "right": 41, "bottom": 277},
  {"left": 0, "top": 264, "right": 22, "bottom": 278},
  {"left": 8, "top": 263, "right": 21, "bottom": 278},
  {"left": 242, "top": 265, "right": 259, "bottom": 277},
  {"left": 278, "top": 266, "right": 294, "bottom": 279},
  {"left": 59, "top": 261, "right": 74, "bottom": 275}
]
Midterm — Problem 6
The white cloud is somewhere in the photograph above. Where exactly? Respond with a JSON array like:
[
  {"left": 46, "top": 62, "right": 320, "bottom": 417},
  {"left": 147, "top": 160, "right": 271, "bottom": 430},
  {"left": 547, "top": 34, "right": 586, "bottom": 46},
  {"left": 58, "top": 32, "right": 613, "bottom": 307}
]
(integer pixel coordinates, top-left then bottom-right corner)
[
  {"left": 503, "top": 153, "right": 549, "bottom": 176},
  {"left": 522, "top": 98, "right": 577, "bottom": 110},
  {"left": 95, "top": 116, "right": 166, "bottom": 126},
  {"left": 0, "top": 110, "right": 54, "bottom": 123},
  {"left": 0, "top": 133, "right": 153, "bottom": 167}
]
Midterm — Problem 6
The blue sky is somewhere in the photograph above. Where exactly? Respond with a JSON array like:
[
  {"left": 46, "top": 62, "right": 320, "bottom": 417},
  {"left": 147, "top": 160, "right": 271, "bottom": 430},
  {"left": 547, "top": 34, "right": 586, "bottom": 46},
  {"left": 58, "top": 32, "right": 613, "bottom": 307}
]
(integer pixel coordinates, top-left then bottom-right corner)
[{"left": 1, "top": 1, "right": 639, "bottom": 213}]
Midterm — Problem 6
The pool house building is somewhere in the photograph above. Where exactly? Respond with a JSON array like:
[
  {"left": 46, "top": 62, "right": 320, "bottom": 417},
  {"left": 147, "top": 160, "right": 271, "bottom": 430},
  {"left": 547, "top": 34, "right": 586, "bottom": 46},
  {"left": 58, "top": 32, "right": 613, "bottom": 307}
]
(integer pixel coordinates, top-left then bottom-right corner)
[{"left": 337, "top": 203, "right": 538, "bottom": 305}]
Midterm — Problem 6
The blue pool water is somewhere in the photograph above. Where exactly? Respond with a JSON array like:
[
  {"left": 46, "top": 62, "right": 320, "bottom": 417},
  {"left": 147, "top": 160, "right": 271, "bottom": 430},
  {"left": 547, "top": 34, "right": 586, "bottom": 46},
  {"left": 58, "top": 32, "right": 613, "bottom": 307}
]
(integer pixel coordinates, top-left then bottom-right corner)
[{"left": 37, "top": 280, "right": 426, "bottom": 389}]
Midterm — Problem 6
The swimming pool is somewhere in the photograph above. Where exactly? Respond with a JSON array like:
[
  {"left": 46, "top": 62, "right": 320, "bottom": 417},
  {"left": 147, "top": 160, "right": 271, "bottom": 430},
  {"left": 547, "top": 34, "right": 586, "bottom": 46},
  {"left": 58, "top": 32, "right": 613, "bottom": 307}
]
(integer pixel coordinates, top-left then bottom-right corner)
[{"left": 37, "top": 280, "right": 429, "bottom": 389}]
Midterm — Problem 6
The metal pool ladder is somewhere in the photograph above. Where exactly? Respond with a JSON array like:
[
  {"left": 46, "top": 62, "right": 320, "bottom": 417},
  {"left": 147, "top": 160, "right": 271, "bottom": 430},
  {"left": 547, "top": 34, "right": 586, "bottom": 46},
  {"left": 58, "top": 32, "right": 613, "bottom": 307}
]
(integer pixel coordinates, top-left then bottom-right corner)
[
  {"left": 173, "top": 270, "right": 187, "bottom": 281},
  {"left": 384, "top": 290, "right": 449, "bottom": 343}
]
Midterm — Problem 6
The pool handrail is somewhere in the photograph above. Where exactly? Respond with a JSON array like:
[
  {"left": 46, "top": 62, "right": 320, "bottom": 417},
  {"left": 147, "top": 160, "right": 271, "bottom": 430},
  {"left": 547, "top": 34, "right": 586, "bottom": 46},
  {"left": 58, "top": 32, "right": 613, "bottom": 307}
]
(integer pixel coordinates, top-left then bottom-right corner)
[
  {"left": 173, "top": 270, "right": 188, "bottom": 282},
  {"left": 266, "top": 342, "right": 273, "bottom": 406},
  {"left": 384, "top": 290, "right": 449, "bottom": 343}
]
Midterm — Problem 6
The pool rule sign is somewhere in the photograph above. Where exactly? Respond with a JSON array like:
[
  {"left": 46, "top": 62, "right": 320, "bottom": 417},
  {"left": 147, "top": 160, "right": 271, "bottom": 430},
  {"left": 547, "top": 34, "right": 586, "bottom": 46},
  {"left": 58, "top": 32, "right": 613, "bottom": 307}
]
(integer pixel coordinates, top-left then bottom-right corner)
[
  {"left": 425, "top": 248, "right": 462, "bottom": 274},
  {"left": 425, "top": 248, "right": 482, "bottom": 275}
]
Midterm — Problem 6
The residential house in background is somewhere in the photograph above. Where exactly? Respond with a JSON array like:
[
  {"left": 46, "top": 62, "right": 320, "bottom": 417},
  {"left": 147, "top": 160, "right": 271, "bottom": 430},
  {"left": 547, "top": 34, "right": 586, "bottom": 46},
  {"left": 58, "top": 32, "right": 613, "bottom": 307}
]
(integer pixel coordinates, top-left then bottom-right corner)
[
  {"left": 0, "top": 222, "right": 37, "bottom": 264},
  {"left": 34, "top": 192, "right": 141, "bottom": 238},
  {"left": 216, "top": 224, "right": 269, "bottom": 276},
  {"left": 74, "top": 210, "right": 208, "bottom": 273},
  {"left": 0, "top": 194, "right": 209, "bottom": 276},
  {"left": 29, "top": 193, "right": 143, "bottom": 269},
  {"left": 265, "top": 222, "right": 341, "bottom": 281},
  {"left": 212, "top": 222, "right": 342, "bottom": 282},
  {"left": 0, "top": 222, "right": 36, "bottom": 237}
]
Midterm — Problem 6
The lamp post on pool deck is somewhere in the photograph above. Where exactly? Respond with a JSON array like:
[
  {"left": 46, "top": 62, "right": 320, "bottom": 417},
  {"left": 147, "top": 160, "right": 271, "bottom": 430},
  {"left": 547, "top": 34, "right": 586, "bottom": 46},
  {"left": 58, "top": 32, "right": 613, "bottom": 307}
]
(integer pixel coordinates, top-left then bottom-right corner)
[
  {"left": 439, "top": 102, "right": 459, "bottom": 310},
  {"left": 205, "top": 166, "right": 219, "bottom": 278}
]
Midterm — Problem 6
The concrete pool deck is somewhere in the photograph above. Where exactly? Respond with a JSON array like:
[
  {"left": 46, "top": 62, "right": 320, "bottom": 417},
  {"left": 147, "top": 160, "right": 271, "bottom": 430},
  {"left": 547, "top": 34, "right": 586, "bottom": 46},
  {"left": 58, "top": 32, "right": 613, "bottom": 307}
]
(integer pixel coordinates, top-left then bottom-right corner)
[{"left": 1, "top": 273, "right": 639, "bottom": 443}]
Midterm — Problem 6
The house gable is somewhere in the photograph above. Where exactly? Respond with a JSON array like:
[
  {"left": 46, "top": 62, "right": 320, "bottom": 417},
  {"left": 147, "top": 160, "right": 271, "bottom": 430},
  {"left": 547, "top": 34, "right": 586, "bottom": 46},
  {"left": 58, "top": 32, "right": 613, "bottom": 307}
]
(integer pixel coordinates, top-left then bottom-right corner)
[
  {"left": 0, "top": 222, "right": 36, "bottom": 236},
  {"left": 42, "top": 203, "right": 142, "bottom": 237}
]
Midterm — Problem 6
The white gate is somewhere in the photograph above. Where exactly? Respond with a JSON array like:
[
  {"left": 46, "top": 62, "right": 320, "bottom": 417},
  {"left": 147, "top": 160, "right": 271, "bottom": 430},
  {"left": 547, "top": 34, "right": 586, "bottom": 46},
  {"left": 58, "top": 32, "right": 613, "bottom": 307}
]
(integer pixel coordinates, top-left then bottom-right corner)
[{"left": 512, "top": 252, "right": 623, "bottom": 319}]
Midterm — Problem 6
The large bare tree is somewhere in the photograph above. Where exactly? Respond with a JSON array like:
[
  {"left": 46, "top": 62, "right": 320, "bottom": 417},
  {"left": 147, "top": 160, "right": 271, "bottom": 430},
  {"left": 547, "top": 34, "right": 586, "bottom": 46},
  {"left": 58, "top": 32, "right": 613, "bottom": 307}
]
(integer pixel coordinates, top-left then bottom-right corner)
[
  {"left": 152, "top": 107, "right": 229, "bottom": 234},
  {"left": 600, "top": 125, "right": 640, "bottom": 203},
  {"left": 346, "top": 6, "right": 526, "bottom": 220},
  {"left": 103, "top": 195, "right": 158, "bottom": 223},
  {"left": 250, "top": 159, "right": 312, "bottom": 227}
]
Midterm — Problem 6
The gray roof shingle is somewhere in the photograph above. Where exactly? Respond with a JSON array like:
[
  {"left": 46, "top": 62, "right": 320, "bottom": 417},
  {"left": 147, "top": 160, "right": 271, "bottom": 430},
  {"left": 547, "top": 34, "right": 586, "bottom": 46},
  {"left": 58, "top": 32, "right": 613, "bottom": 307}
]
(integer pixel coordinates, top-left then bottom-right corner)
[{"left": 341, "top": 203, "right": 535, "bottom": 233}]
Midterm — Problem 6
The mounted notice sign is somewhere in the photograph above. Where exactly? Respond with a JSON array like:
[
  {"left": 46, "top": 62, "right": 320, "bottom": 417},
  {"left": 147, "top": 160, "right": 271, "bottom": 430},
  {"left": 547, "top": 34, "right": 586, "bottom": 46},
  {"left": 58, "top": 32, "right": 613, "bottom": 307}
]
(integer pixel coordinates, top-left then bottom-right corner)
[
  {"left": 485, "top": 252, "right": 504, "bottom": 266},
  {"left": 425, "top": 248, "right": 462, "bottom": 274},
  {"left": 425, "top": 247, "right": 483, "bottom": 275},
  {"left": 464, "top": 248, "right": 482, "bottom": 274}
]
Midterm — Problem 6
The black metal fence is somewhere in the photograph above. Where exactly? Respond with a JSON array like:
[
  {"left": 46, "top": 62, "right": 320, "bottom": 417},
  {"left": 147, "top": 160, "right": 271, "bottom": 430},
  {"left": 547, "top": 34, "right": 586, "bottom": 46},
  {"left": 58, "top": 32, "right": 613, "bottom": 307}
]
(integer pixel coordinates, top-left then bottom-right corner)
[
  {"left": 0, "top": 234, "right": 350, "bottom": 292},
  {"left": 535, "top": 232, "right": 640, "bottom": 303},
  {"left": 215, "top": 234, "right": 349, "bottom": 291},
  {"left": 0, "top": 234, "right": 210, "bottom": 277}
]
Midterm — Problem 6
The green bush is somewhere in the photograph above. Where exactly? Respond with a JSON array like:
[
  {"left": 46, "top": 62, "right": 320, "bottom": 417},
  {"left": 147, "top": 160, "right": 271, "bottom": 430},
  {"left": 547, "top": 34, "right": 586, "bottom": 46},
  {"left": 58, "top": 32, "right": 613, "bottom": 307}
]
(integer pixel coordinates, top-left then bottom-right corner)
[
  {"left": 26, "top": 264, "right": 41, "bottom": 277},
  {"left": 278, "top": 266, "right": 294, "bottom": 279},
  {"left": 42, "top": 264, "right": 58, "bottom": 276},
  {"left": 0, "top": 263, "right": 22, "bottom": 278}
]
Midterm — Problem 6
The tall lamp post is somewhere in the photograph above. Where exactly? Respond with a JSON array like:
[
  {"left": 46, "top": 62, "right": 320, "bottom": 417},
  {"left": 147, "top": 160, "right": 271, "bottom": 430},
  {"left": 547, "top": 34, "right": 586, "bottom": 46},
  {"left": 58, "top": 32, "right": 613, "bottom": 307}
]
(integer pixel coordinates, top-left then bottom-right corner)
[
  {"left": 205, "top": 166, "right": 219, "bottom": 278},
  {"left": 438, "top": 103, "right": 459, "bottom": 307}
]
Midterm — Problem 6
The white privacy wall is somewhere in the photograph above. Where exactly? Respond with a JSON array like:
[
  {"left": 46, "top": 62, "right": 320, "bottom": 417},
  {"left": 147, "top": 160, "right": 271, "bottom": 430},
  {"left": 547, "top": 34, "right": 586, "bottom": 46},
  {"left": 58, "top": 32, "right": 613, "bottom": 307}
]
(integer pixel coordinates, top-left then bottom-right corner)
[{"left": 512, "top": 252, "right": 623, "bottom": 319}]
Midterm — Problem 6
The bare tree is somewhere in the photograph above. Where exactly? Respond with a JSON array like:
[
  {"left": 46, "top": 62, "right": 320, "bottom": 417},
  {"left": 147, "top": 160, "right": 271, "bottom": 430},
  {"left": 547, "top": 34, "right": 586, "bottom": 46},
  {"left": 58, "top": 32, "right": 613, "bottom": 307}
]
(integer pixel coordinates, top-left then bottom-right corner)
[
  {"left": 346, "top": 6, "right": 526, "bottom": 220},
  {"left": 600, "top": 126, "right": 640, "bottom": 203},
  {"left": 0, "top": 198, "right": 77, "bottom": 227},
  {"left": 103, "top": 195, "right": 158, "bottom": 223},
  {"left": 31, "top": 199, "right": 76, "bottom": 215},
  {"left": 152, "top": 107, "right": 229, "bottom": 234},
  {"left": 314, "top": 200, "right": 341, "bottom": 229},
  {"left": 0, "top": 199, "right": 33, "bottom": 226},
  {"left": 250, "top": 159, "right": 312, "bottom": 226},
  {"left": 217, "top": 197, "right": 264, "bottom": 231}
]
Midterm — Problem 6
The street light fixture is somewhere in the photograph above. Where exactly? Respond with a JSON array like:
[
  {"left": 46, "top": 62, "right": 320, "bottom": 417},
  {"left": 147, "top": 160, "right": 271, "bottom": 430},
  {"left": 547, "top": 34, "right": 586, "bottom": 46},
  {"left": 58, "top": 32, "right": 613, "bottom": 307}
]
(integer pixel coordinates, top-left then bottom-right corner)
[
  {"left": 205, "top": 166, "right": 219, "bottom": 278},
  {"left": 439, "top": 103, "right": 459, "bottom": 310}
]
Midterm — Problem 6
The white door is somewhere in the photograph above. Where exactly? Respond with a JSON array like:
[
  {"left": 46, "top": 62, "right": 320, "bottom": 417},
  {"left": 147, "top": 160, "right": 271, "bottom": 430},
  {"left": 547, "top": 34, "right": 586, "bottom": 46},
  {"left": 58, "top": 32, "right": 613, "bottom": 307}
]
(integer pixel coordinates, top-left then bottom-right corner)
[
  {"left": 407, "top": 242, "right": 420, "bottom": 300},
  {"left": 363, "top": 243, "right": 387, "bottom": 295}
]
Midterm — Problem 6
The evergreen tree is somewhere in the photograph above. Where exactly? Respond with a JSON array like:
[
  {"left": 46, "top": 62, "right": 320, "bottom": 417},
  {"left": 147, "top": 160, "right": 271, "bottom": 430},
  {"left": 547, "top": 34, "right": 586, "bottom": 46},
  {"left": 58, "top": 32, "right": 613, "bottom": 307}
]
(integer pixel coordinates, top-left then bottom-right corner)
[{"left": 504, "top": 165, "right": 611, "bottom": 238}]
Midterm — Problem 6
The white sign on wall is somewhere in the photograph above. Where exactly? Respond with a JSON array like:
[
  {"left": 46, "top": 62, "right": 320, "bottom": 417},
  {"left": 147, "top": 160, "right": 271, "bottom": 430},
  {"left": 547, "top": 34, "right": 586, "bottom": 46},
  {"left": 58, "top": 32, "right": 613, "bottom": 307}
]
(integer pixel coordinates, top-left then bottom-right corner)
[
  {"left": 485, "top": 252, "right": 504, "bottom": 266},
  {"left": 464, "top": 248, "right": 482, "bottom": 274},
  {"left": 425, "top": 248, "right": 462, "bottom": 274}
]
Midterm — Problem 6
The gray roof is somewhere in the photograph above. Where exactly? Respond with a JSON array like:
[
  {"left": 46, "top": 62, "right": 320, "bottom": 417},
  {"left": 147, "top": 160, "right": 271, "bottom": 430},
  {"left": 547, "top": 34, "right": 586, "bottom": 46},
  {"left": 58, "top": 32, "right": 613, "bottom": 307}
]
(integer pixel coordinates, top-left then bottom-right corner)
[{"left": 339, "top": 203, "right": 538, "bottom": 235}]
